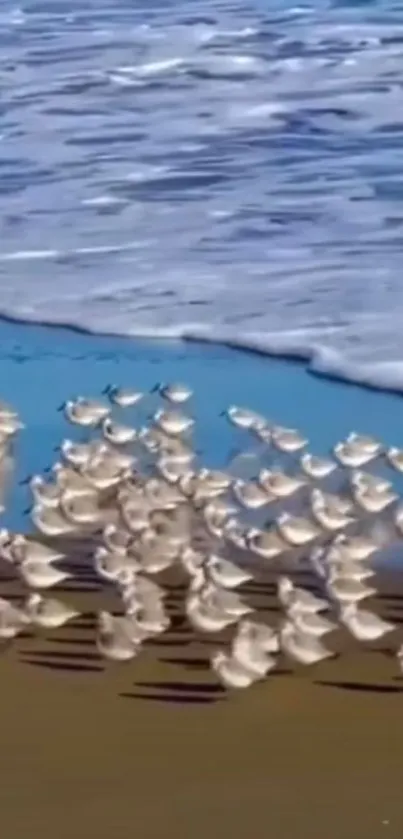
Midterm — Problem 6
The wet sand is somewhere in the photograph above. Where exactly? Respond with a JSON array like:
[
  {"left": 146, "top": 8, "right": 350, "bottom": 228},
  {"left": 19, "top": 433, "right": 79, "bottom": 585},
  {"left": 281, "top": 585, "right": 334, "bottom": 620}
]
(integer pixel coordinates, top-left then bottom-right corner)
[{"left": 1, "top": 555, "right": 403, "bottom": 839}]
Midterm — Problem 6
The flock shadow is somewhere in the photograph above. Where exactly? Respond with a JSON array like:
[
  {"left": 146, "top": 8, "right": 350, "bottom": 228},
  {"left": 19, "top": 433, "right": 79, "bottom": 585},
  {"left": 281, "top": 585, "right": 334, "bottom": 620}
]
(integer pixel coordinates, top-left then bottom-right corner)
[
  {"left": 20, "top": 657, "right": 104, "bottom": 673},
  {"left": 316, "top": 679, "right": 403, "bottom": 694},
  {"left": 121, "top": 677, "right": 225, "bottom": 705}
]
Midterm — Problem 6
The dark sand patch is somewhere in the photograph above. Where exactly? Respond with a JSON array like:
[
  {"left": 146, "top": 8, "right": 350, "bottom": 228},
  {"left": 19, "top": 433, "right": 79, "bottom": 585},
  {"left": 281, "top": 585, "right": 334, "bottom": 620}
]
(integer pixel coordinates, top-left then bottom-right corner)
[{"left": 0, "top": 560, "right": 403, "bottom": 839}]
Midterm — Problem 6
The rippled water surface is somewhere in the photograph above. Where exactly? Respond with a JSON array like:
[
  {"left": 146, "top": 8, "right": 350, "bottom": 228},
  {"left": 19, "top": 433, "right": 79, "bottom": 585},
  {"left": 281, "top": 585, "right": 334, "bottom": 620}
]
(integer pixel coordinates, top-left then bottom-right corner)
[{"left": 1, "top": 0, "right": 403, "bottom": 388}]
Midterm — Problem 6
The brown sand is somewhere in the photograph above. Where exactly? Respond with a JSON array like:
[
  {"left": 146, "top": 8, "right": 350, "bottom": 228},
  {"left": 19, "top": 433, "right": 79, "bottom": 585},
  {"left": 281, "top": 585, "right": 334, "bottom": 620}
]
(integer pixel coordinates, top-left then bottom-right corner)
[{"left": 1, "top": 556, "right": 403, "bottom": 839}]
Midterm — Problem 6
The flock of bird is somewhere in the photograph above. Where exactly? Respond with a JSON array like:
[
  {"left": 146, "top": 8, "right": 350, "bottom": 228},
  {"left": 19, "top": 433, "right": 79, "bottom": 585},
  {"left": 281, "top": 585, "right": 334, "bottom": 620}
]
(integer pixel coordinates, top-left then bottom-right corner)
[{"left": 0, "top": 382, "right": 402, "bottom": 691}]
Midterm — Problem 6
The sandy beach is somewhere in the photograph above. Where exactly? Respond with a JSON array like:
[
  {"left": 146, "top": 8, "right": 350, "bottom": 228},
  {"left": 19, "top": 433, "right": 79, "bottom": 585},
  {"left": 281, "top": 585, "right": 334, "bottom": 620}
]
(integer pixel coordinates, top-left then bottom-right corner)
[{"left": 0, "top": 550, "right": 402, "bottom": 839}]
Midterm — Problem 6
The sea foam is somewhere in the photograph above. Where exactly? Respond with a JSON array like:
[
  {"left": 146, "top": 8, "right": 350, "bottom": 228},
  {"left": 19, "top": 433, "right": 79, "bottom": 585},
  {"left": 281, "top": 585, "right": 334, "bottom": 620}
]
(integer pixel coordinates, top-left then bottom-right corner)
[{"left": 0, "top": 0, "right": 403, "bottom": 393}]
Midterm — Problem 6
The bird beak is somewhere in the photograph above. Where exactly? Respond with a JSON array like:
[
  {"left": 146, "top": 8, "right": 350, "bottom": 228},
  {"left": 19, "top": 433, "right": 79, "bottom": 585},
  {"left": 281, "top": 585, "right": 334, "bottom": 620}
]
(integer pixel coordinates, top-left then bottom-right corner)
[
  {"left": 19, "top": 475, "right": 31, "bottom": 486},
  {"left": 57, "top": 403, "right": 64, "bottom": 412},
  {"left": 102, "top": 385, "right": 111, "bottom": 395},
  {"left": 150, "top": 383, "right": 160, "bottom": 393}
]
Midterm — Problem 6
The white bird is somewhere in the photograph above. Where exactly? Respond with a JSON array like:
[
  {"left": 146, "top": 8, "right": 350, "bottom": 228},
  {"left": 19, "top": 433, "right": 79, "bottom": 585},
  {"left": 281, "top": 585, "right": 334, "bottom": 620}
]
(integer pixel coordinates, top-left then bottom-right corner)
[
  {"left": 224, "top": 406, "right": 266, "bottom": 431},
  {"left": 203, "top": 500, "right": 238, "bottom": 539},
  {"left": 258, "top": 468, "right": 305, "bottom": 498},
  {"left": 386, "top": 446, "right": 403, "bottom": 473},
  {"left": 310, "top": 488, "right": 355, "bottom": 531},
  {"left": 83, "top": 458, "right": 129, "bottom": 492},
  {"left": 26, "top": 475, "right": 61, "bottom": 509},
  {"left": 288, "top": 605, "right": 337, "bottom": 639},
  {"left": 350, "top": 470, "right": 392, "bottom": 494},
  {"left": 25, "top": 593, "right": 80, "bottom": 629},
  {"left": 153, "top": 382, "right": 192, "bottom": 404},
  {"left": 309, "top": 546, "right": 327, "bottom": 579},
  {"left": 0, "top": 597, "right": 30, "bottom": 639},
  {"left": 132, "top": 531, "right": 178, "bottom": 575},
  {"left": 206, "top": 554, "right": 253, "bottom": 590},
  {"left": 30, "top": 505, "right": 76, "bottom": 538},
  {"left": 144, "top": 477, "right": 184, "bottom": 510},
  {"left": 331, "top": 533, "right": 378, "bottom": 562},
  {"left": 325, "top": 557, "right": 374, "bottom": 583},
  {"left": 271, "top": 425, "right": 307, "bottom": 453},
  {"left": 326, "top": 574, "right": 376, "bottom": 605},
  {"left": 346, "top": 432, "right": 381, "bottom": 457},
  {"left": 340, "top": 604, "right": 395, "bottom": 642},
  {"left": 277, "top": 512, "right": 320, "bottom": 547},
  {"left": 253, "top": 426, "right": 272, "bottom": 444},
  {"left": 17, "top": 559, "right": 71, "bottom": 590},
  {"left": 179, "top": 546, "right": 205, "bottom": 577},
  {"left": 211, "top": 650, "right": 259, "bottom": 689},
  {"left": 0, "top": 413, "right": 24, "bottom": 437},
  {"left": 280, "top": 621, "right": 334, "bottom": 665},
  {"left": 59, "top": 439, "right": 108, "bottom": 468},
  {"left": 224, "top": 517, "right": 248, "bottom": 550},
  {"left": 59, "top": 397, "right": 109, "bottom": 427},
  {"left": 246, "top": 527, "right": 287, "bottom": 560},
  {"left": 96, "top": 611, "right": 140, "bottom": 661},
  {"left": 204, "top": 584, "right": 253, "bottom": 619},
  {"left": 94, "top": 546, "right": 137, "bottom": 583},
  {"left": 104, "top": 385, "right": 144, "bottom": 408},
  {"left": 8, "top": 534, "right": 65, "bottom": 565},
  {"left": 300, "top": 452, "right": 337, "bottom": 480},
  {"left": 233, "top": 618, "right": 280, "bottom": 655},
  {"left": 394, "top": 505, "right": 403, "bottom": 536},
  {"left": 61, "top": 495, "right": 101, "bottom": 527},
  {"left": 154, "top": 409, "right": 194, "bottom": 437},
  {"left": 334, "top": 440, "right": 377, "bottom": 468},
  {"left": 102, "top": 417, "right": 137, "bottom": 446},
  {"left": 277, "top": 577, "right": 329, "bottom": 614},
  {"left": 156, "top": 456, "right": 193, "bottom": 484},
  {"left": 396, "top": 644, "right": 403, "bottom": 674},
  {"left": 353, "top": 484, "right": 397, "bottom": 514},
  {"left": 185, "top": 592, "right": 237, "bottom": 633},
  {"left": 233, "top": 479, "right": 271, "bottom": 510},
  {"left": 120, "top": 501, "right": 150, "bottom": 535},
  {"left": 231, "top": 629, "right": 277, "bottom": 677},
  {"left": 198, "top": 468, "right": 231, "bottom": 491}
]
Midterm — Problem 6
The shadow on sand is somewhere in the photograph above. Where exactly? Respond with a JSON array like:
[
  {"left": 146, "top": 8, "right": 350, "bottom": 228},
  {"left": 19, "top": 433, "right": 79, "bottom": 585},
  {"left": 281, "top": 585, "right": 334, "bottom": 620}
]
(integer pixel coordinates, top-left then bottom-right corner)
[
  {"left": 316, "top": 679, "right": 403, "bottom": 694},
  {"left": 120, "top": 677, "right": 226, "bottom": 705}
]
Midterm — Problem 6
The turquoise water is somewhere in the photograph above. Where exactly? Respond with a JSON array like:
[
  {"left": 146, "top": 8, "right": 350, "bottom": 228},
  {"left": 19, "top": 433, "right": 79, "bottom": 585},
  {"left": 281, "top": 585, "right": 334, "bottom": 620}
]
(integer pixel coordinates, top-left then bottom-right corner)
[{"left": 2, "top": 318, "right": 403, "bottom": 534}]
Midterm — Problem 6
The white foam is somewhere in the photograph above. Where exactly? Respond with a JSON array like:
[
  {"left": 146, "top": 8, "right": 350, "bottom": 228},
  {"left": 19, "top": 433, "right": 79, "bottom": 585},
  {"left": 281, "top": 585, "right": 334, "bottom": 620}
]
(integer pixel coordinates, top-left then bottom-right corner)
[{"left": 0, "top": 0, "right": 402, "bottom": 395}]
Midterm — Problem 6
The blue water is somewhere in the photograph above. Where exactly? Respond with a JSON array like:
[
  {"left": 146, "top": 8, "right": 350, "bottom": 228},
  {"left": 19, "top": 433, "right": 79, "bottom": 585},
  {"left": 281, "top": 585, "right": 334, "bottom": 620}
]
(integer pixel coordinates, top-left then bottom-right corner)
[
  {"left": 2, "top": 318, "right": 403, "bottom": 532},
  {"left": 1, "top": 0, "right": 403, "bottom": 390}
]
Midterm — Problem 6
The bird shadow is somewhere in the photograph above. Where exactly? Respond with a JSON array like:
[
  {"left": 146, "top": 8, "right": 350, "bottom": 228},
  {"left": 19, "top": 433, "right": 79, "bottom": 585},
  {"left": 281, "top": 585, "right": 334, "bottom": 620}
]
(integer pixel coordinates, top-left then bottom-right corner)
[
  {"left": 135, "top": 679, "right": 225, "bottom": 695},
  {"left": 382, "top": 614, "right": 403, "bottom": 625},
  {"left": 377, "top": 594, "right": 403, "bottom": 604},
  {"left": 65, "top": 620, "right": 96, "bottom": 632},
  {"left": 120, "top": 691, "right": 219, "bottom": 705},
  {"left": 316, "top": 679, "right": 403, "bottom": 694},
  {"left": 50, "top": 636, "right": 94, "bottom": 646},
  {"left": 20, "top": 657, "right": 104, "bottom": 673},
  {"left": 160, "top": 656, "right": 210, "bottom": 671},
  {"left": 20, "top": 648, "right": 100, "bottom": 662},
  {"left": 147, "top": 638, "right": 191, "bottom": 648}
]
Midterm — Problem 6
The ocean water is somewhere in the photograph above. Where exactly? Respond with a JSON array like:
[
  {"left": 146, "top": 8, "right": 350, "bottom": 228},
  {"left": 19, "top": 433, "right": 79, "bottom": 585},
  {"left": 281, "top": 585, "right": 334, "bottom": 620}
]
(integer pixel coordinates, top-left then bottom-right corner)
[
  {"left": 2, "top": 318, "right": 403, "bottom": 536},
  {"left": 1, "top": 0, "right": 403, "bottom": 392}
]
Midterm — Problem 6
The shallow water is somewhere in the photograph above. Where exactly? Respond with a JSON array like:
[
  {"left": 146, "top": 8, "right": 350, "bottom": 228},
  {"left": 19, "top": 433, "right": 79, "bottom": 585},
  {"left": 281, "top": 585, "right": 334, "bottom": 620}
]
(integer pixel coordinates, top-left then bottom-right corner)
[
  {"left": 1, "top": 0, "right": 403, "bottom": 390},
  {"left": 2, "top": 319, "right": 403, "bottom": 534}
]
